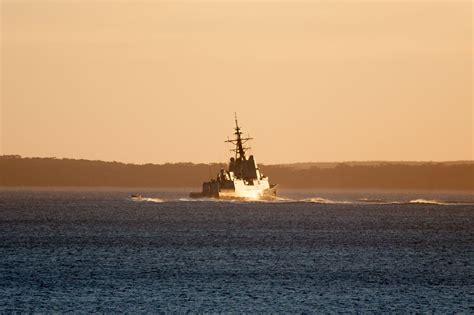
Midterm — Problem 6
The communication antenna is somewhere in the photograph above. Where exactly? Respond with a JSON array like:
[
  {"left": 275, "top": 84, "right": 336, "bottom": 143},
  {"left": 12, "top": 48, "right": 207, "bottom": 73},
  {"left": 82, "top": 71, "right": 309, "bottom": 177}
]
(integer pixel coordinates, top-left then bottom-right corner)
[{"left": 225, "top": 113, "right": 253, "bottom": 160}]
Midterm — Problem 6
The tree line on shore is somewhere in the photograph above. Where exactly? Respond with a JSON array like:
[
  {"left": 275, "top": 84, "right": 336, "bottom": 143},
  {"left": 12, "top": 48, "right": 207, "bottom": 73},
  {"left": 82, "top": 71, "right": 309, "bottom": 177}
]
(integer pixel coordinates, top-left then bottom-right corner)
[{"left": 1, "top": 155, "right": 472, "bottom": 190}]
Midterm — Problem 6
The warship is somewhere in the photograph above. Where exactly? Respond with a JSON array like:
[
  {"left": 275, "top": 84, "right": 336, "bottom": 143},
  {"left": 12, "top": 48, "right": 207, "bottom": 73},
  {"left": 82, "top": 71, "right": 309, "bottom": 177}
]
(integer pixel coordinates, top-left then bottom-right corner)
[{"left": 190, "top": 115, "right": 277, "bottom": 200}]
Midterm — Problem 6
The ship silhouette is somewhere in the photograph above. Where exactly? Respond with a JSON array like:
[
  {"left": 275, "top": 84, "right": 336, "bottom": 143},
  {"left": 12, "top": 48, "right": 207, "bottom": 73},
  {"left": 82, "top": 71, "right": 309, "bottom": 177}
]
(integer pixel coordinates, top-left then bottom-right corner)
[{"left": 190, "top": 115, "right": 277, "bottom": 200}]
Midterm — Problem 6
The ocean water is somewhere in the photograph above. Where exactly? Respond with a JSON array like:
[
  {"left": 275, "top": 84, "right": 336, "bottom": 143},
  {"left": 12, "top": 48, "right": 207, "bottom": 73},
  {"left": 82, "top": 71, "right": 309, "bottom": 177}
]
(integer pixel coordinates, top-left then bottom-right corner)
[{"left": 0, "top": 188, "right": 472, "bottom": 312}]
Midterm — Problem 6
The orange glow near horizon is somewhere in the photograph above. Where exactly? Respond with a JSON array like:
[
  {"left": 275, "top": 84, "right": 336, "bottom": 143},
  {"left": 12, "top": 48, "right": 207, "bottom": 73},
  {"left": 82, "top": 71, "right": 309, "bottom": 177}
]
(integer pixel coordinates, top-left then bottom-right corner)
[{"left": 1, "top": 1, "right": 472, "bottom": 164}]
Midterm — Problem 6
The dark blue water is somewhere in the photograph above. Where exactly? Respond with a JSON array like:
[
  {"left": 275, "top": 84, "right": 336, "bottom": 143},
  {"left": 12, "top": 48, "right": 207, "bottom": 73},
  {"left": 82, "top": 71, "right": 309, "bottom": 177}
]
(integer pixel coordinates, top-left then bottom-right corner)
[{"left": 0, "top": 189, "right": 472, "bottom": 312}]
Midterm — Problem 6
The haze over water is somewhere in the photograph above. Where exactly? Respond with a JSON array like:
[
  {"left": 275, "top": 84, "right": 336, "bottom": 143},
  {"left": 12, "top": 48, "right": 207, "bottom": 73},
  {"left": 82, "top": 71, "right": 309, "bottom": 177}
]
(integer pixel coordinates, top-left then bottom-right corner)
[{"left": 1, "top": 189, "right": 472, "bottom": 312}]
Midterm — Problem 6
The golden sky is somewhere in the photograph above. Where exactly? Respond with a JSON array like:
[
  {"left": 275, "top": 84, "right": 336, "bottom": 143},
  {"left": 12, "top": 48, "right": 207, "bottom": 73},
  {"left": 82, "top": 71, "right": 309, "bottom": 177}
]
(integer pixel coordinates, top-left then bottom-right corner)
[{"left": 1, "top": 1, "right": 472, "bottom": 164}]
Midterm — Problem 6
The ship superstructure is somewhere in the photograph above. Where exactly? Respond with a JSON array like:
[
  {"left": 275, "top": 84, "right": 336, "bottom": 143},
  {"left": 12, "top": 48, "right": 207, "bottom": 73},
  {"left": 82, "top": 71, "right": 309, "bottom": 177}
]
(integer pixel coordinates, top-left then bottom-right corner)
[{"left": 190, "top": 115, "right": 277, "bottom": 200}]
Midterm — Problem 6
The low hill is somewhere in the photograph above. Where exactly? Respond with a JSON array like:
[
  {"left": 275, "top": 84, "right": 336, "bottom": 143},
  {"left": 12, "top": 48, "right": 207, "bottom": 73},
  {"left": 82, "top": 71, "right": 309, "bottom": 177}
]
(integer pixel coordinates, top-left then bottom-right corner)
[{"left": 1, "top": 155, "right": 472, "bottom": 191}]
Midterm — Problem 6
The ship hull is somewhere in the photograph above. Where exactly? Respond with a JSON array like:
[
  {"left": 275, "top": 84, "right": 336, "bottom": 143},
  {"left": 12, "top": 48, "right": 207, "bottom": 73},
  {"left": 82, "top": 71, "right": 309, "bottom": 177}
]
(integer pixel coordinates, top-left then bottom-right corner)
[{"left": 190, "top": 184, "right": 277, "bottom": 200}]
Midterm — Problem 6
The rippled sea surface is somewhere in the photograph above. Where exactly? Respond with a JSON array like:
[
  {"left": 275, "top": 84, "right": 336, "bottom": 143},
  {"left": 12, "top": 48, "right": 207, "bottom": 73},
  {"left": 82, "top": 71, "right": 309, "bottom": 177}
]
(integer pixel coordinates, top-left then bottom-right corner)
[{"left": 0, "top": 188, "right": 473, "bottom": 312}]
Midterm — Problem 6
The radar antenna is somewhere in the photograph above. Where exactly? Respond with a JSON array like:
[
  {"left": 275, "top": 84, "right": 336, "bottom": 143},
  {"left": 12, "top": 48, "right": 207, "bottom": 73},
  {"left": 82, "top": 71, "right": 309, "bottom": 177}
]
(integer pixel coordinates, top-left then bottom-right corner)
[{"left": 225, "top": 113, "right": 253, "bottom": 160}]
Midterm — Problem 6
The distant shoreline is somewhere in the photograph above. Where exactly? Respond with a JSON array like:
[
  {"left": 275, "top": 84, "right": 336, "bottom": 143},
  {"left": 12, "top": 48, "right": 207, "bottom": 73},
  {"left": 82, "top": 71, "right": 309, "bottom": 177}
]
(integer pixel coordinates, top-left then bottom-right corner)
[
  {"left": 1, "top": 187, "right": 473, "bottom": 196},
  {"left": 1, "top": 155, "right": 473, "bottom": 191}
]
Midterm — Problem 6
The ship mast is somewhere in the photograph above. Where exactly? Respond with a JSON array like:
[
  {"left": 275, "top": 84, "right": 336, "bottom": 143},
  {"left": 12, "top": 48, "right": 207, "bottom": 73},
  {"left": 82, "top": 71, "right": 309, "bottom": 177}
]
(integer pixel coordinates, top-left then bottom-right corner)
[{"left": 226, "top": 113, "right": 253, "bottom": 160}]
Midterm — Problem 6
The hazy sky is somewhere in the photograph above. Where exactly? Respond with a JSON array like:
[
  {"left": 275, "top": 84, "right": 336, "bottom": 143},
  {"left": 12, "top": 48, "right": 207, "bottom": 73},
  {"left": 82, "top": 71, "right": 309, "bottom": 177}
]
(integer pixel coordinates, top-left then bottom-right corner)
[{"left": 1, "top": 1, "right": 472, "bottom": 164}]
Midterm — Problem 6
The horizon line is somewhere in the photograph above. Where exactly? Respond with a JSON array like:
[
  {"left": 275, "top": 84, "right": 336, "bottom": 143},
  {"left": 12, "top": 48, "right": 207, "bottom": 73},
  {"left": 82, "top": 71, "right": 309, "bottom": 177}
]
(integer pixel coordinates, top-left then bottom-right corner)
[{"left": 2, "top": 154, "right": 473, "bottom": 166}]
